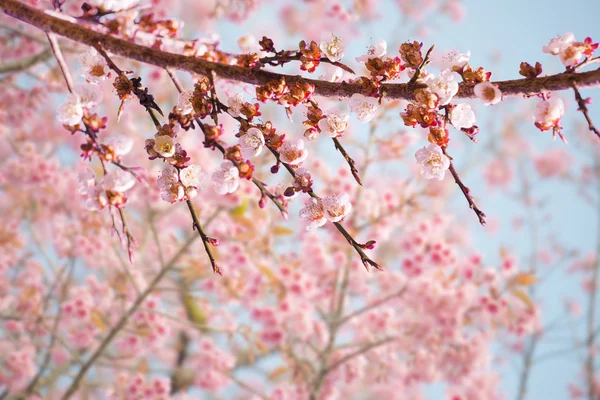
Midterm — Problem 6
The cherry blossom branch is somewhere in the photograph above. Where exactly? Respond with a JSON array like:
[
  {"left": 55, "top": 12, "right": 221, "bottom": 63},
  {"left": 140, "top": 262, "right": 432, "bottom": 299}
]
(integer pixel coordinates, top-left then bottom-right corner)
[
  {"left": 46, "top": 31, "right": 73, "bottom": 91},
  {"left": 572, "top": 83, "right": 600, "bottom": 140},
  {"left": 336, "top": 287, "right": 407, "bottom": 327},
  {"left": 61, "top": 234, "right": 199, "bottom": 399},
  {"left": 259, "top": 52, "right": 355, "bottom": 75},
  {"left": 0, "top": 46, "right": 53, "bottom": 74},
  {"left": 3, "top": 0, "right": 600, "bottom": 100},
  {"left": 164, "top": 68, "right": 288, "bottom": 216},
  {"left": 185, "top": 200, "right": 221, "bottom": 275},
  {"left": 442, "top": 147, "right": 487, "bottom": 225},
  {"left": 408, "top": 44, "right": 435, "bottom": 85}
]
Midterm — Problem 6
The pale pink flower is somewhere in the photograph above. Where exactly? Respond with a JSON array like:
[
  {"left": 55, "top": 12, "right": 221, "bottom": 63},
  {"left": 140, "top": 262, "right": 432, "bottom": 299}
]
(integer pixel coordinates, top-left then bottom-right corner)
[
  {"left": 321, "top": 193, "right": 352, "bottom": 222},
  {"left": 180, "top": 164, "right": 205, "bottom": 190},
  {"left": 227, "top": 93, "right": 245, "bottom": 118},
  {"left": 73, "top": 84, "right": 103, "bottom": 109},
  {"left": 348, "top": 93, "right": 379, "bottom": 122},
  {"left": 238, "top": 127, "right": 265, "bottom": 158},
  {"left": 153, "top": 135, "right": 176, "bottom": 158},
  {"left": 355, "top": 39, "right": 387, "bottom": 63},
  {"left": 158, "top": 165, "right": 185, "bottom": 203},
  {"left": 87, "top": 0, "right": 140, "bottom": 12},
  {"left": 542, "top": 33, "right": 575, "bottom": 55},
  {"left": 318, "top": 65, "right": 343, "bottom": 82},
  {"left": 474, "top": 82, "right": 502, "bottom": 105},
  {"left": 56, "top": 94, "right": 83, "bottom": 126},
  {"left": 299, "top": 198, "right": 327, "bottom": 230},
  {"left": 104, "top": 170, "right": 136, "bottom": 192},
  {"left": 176, "top": 90, "right": 194, "bottom": 115},
  {"left": 426, "top": 70, "right": 459, "bottom": 105},
  {"left": 318, "top": 109, "right": 350, "bottom": 138},
  {"left": 484, "top": 159, "right": 513, "bottom": 188},
  {"left": 415, "top": 144, "right": 450, "bottom": 180},
  {"left": 279, "top": 139, "right": 308, "bottom": 165},
  {"left": 450, "top": 103, "right": 476, "bottom": 129},
  {"left": 78, "top": 47, "right": 110, "bottom": 84},
  {"left": 237, "top": 34, "right": 257, "bottom": 52},
  {"left": 212, "top": 160, "right": 240, "bottom": 195},
  {"left": 534, "top": 148, "right": 572, "bottom": 178},
  {"left": 560, "top": 44, "right": 586, "bottom": 67},
  {"left": 440, "top": 49, "right": 470, "bottom": 72},
  {"left": 105, "top": 136, "right": 133, "bottom": 157},
  {"left": 320, "top": 33, "right": 345, "bottom": 62},
  {"left": 534, "top": 97, "right": 564, "bottom": 131}
]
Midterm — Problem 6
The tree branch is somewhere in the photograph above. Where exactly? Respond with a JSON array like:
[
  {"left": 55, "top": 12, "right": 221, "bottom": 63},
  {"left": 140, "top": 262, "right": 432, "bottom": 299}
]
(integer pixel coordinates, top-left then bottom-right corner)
[{"left": 2, "top": 0, "right": 599, "bottom": 100}]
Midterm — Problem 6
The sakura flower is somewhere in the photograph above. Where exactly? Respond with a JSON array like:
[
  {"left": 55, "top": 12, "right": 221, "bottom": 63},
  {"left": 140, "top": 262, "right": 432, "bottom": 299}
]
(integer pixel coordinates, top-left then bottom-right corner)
[
  {"left": 238, "top": 127, "right": 265, "bottom": 158},
  {"left": 348, "top": 93, "right": 379, "bottom": 122},
  {"left": 180, "top": 164, "right": 205, "bottom": 189},
  {"left": 440, "top": 49, "right": 470, "bottom": 72},
  {"left": 153, "top": 135, "right": 176, "bottom": 158},
  {"left": 474, "top": 82, "right": 502, "bottom": 105},
  {"left": 559, "top": 43, "right": 585, "bottom": 67},
  {"left": 450, "top": 104, "right": 476, "bottom": 129},
  {"left": 237, "top": 34, "right": 257, "bottom": 52},
  {"left": 320, "top": 33, "right": 345, "bottom": 62},
  {"left": 87, "top": 0, "right": 140, "bottom": 12},
  {"left": 355, "top": 39, "right": 387, "bottom": 63},
  {"left": 73, "top": 84, "right": 103, "bottom": 109},
  {"left": 415, "top": 144, "right": 450, "bottom": 180},
  {"left": 299, "top": 198, "right": 327, "bottom": 230},
  {"left": 56, "top": 94, "right": 83, "bottom": 126},
  {"left": 104, "top": 169, "right": 136, "bottom": 192},
  {"left": 321, "top": 193, "right": 352, "bottom": 222},
  {"left": 279, "top": 139, "right": 308, "bottom": 165},
  {"left": 176, "top": 90, "right": 194, "bottom": 115},
  {"left": 426, "top": 70, "right": 459, "bottom": 106},
  {"left": 534, "top": 97, "right": 564, "bottom": 131},
  {"left": 542, "top": 33, "right": 575, "bottom": 55},
  {"left": 78, "top": 47, "right": 110, "bottom": 84},
  {"left": 318, "top": 109, "right": 350, "bottom": 138},
  {"left": 212, "top": 160, "right": 240, "bottom": 195},
  {"left": 318, "top": 65, "right": 343, "bottom": 82},
  {"left": 105, "top": 136, "right": 134, "bottom": 157},
  {"left": 157, "top": 165, "right": 185, "bottom": 203},
  {"left": 227, "top": 93, "right": 245, "bottom": 118}
]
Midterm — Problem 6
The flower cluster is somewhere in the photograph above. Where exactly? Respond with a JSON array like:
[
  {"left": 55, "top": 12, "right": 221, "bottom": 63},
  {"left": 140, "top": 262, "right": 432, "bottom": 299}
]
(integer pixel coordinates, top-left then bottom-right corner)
[
  {"left": 543, "top": 33, "right": 598, "bottom": 67},
  {"left": 299, "top": 193, "right": 352, "bottom": 230}
]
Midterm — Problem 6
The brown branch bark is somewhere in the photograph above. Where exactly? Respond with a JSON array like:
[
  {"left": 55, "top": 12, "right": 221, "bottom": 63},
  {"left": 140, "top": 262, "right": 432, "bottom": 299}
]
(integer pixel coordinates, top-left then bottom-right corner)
[{"left": 2, "top": 0, "right": 600, "bottom": 100}]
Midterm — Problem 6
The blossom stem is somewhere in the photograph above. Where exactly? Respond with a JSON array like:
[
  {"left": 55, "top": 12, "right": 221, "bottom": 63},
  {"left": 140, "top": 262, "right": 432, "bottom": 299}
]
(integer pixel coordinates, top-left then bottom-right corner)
[
  {"left": 3, "top": 0, "right": 600, "bottom": 100},
  {"left": 259, "top": 52, "right": 355, "bottom": 74},
  {"left": 45, "top": 32, "right": 74, "bottom": 92},
  {"left": 442, "top": 147, "right": 487, "bottom": 225},
  {"left": 408, "top": 44, "right": 435, "bottom": 85},
  {"left": 572, "top": 83, "right": 600, "bottom": 140},
  {"left": 185, "top": 200, "right": 221, "bottom": 275},
  {"left": 332, "top": 137, "right": 362, "bottom": 185}
]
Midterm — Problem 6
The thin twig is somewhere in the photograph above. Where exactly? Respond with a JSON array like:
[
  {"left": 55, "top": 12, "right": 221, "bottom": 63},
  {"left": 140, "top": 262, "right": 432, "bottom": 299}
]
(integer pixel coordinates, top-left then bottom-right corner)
[
  {"left": 442, "top": 147, "right": 486, "bottom": 225},
  {"left": 572, "top": 83, "right": 600, "bottom": 140},
  {"left": 408, "top": 44, "right": 435, "bottom": 85},
  {"left": 46, "top": 32, "right": 73, "bottom": 92},
  {"left": 185, "top": 200, "right": 221, "bottom": 275},
  {"left": 332, "top": 137, "right": 362, "bottom": 185}
]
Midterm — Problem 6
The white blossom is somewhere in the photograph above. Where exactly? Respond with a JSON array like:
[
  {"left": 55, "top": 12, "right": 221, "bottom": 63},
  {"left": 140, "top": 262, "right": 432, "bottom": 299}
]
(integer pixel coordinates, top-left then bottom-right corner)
[
  {"left": 104, "top": 169, "right": 136, "bottom": 192},
  {"left": 559, "top": 44, "right": 585, "bottom": 67},
  {"left": 237, "top": 34, "right": 257, "bottom": 53},
  {"left": 56, "top": 94, "right": 83, "bottom": 126},
  {"left": 73, "top": 84, "right": 103, "bottom": 109},
  {"left": 320, "top": 33, "right": 345, "bottom": 62},
  {"left": 348, "top": 93, "right": 379, "bottom": 123},
  {"left": 106, "top": 136, "right": 134, "bottom": 157},
  {"left": 542, "top": 33, "right": 575, "bottom": 55},
  {"left": 279, "top": 139, "right": 308, "bottom": 165},
  {"left": 227, "top": 93, "right": 245, "bottom": 118},
  {"left": 299, "top": 198, "right": 327, "bottom": 230},
  {"left": 440, "top": 49, "right": 470, "bottom": 72},
  {"left": 212, "top": 160, "right": 240, "bottom": 195},
  {"left": 474, "top": 82, "right": 502, "bottom": 106},
  {"left": 180, "top": 164, "right": 205, "bottom": 189},
  {"left": 318, "top": 65, "right": 343, "bottom": 82},
  {"left": 87, "top": 0, "right": 140, "bottom": 12},
  {"left": 318, "top": 109, "right": 350, "bottom": 138},
  {"left": 355, "top": 39, "right": 387, "bottom": 63},
  {"left": 238, "top": 127, "right": 265, "bottom": 159},
  {"left": 153, "top": 135, "right": 176, "bottom": 158},
  {"left": 78, "top": 47, "right": 110, "bottom": 84},
  {"left": 426, "top": 70, "right": 459, "bottom": 106},
  {"left": 450, "top": 103, "right": 476, "bottom": 130},
  {"left": 157, "top": 165, "right": 185, "bottom": 203},
  {"left": 415, "top": 144, "right": 450, "bottom": 180},
  {"left": 176, "top": 90, "right": 194, "bottom": 115},
  {"left": 534, "top": 97, "right": 564, "bottom": 131},
  {"left": 321, "top": 193, "right": 352, "bottom": 222}
]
